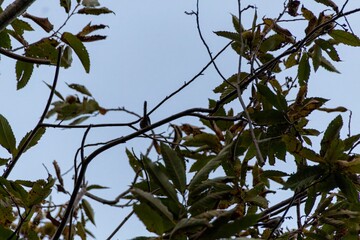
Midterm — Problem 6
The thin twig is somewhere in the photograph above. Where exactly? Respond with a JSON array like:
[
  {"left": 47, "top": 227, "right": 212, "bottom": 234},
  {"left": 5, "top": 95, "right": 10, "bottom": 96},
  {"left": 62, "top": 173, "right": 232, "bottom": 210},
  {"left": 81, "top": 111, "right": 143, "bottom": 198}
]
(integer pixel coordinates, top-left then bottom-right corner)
[
  {"left": 105, "top": 210, "right": 135, "bottom": 240},
  {"left": 0, "top": 47, "right": 52, "bottom": 64},
  {"left": 236, "top": 0, "right": 264, "bottom": 166},
  {"left": 3, "top": 47, "right": 63, "bottom": 179}
]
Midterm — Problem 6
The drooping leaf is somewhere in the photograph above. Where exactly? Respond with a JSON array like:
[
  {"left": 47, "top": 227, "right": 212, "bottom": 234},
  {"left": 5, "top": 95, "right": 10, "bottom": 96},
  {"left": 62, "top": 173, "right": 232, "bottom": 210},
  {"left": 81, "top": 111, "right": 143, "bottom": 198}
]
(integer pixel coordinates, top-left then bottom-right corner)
[
  {"left": 298, "top": 52, "right": 310, "bottom": 85},
  {"left": 131, "top": 188, "right": 174, "bottom": 223},
  {"left": 329, "top": 29, "right": 360, "bottom": 47},
  {"left": 160, "top": 143, "right": 186, "bottom": 194},
  {"left": 257, "top": 84, "right": 287, "bottom": 111},
  {"left": 61, "top": 32, "right": 90, "bottom": 73},
  {"left": 133, "top": 202, "right": 174, "bottom": 235},
  {"left": 0, "top": 114, "right": 16, "bottom": 155},
  {"left": 23, "top": 13, "right": 54, "bottom": 32},
  {"left": 15, "top": 61, "right": 34, "bottom": 90},
  {"left": 343, "top": 134, "right": 360, "bottom": 151},
  {"left": 260, "top": 34, "right": 286, "bottom": 52},
  {"left": 77, "top": 22, "right": 108, "bottom": 36},
  {"left": 311, "top": 43, "right": 322, "bottom": 71},
  {"left": 318, "top": 56, "right": 340, "bottom": 73},
  {"left": 284, "top": 165, "right": 324, "bottom": 190},
  {"left": 61, "top": 45, "right": 73, "bottom": 68},
  {"left": 142, "top": 156, "right": 179, "bottom": 203},
  {"left": 189, "top": 190, "right": 232, "bottom": 216},
  {"left": 214, "top": 31, "right": 240, "bottom": 42},
  {"left": 315, "top": 0, "right": 338, "bottom": 13},
  {"left": 82, "top": 199, "right": 95, "bottom": 225},
  {"left": 305, "top": 187, "right": 317, "bottom": 215}
]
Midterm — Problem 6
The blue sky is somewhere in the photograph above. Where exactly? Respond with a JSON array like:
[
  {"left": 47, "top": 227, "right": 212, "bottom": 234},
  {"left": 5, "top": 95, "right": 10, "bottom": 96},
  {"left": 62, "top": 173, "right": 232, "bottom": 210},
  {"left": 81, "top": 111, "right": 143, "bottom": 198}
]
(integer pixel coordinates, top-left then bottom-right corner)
[{"left": 0, "top": 0, "right": 360, "bottom": 239}]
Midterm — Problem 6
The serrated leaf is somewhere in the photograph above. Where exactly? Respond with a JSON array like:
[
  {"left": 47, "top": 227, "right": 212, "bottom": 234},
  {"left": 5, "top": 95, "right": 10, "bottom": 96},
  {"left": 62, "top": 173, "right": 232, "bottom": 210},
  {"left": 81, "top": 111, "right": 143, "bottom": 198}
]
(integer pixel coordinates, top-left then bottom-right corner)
[
  {"left": 343, "top": 134, "right": 360, "bottom": 151},
  {"left": 284, "top": 52, "right": 298, "bottom": 68},
  {"left": 214, "top": 31, "right": 240, "bottom": 42},
  {"left": 189, "top": 190, "right": 231, "bottom": 216},
  {"left": 257, "top": 84, "right": 287, "bottom": 111},
  {"left": 318, "top": 56, "right": 340, "bottom": 73},
  {"left": 132, "top": 188, "right": 174, "bottom": 223},
  {"left": 25, "top": 38, "right": 59, "bottom": 64},
  {"left": 15, "top": 61, "right": 33, "bottom": 90},
  {"left": 77, "top": 7, "right": 114, "bottom": 15},
  {"left": 260, "top": 34, "right": 286, "bottom": 52},
  {"left": 298, "top": 52, "right": 310, "bottom": 85},
  {"left": 82, "top": 0, "right": 100, "bottom": 7},
  {"left": 61, "top": 32, "right": 90, "bottom": 73},
  {"left": 231, "top": 14, "right": 244, "bottom": 33},
  {"left": 82, "top": 199, "right": 95, "bottom": 225},
  {"left": 312, "top": 43, "right": 322, "bottom": 72},
  {"left": 285, "top": 165, "right": 324, "bottom": 190},
  {"left": 329, "top": 29, "right": 360, "bottom": 47},
  {"left": 160, "top": 143, "right": 186, "bottom": 194},
  {"left": 17, "top": 127, "right": 46, "bottom": 155},
  {"left": 23, "top": 13, "right": 54, "bottom": 32},
  {"left": 171, "top": 218, "right": 211, "bottom": 236},
  {"left": 77, "top": 22, "right": 108, "bottom": 36},
  {"left": 0, "top": 114, "right": 16, "bottom": 155},
  {"left": 66, "top": 83, "right": 92, "bottom": 96},
  {"left": 315, "top": 39, "right": 340, "bottom": 61}
]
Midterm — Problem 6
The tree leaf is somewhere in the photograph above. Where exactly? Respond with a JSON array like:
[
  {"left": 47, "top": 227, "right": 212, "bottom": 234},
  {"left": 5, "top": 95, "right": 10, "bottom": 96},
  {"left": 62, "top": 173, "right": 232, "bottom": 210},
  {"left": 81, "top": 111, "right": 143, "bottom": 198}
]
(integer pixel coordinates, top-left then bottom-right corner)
[
  {"left": 15, "top": 61, "right": 34, "bottom": 90},
  {"left": 318, "top": 56, "right": 340, "bottom": 73},
  {"left": 257, "top": 84, "right": 287, "bottom": 111},
  {"left": 61, "top": 32, "right": 90, "bottom": 73},
  {"left": 60, "top": 0, "right": 71, "bottom": 13},
  {"left": 334, "top": 173, "right": 359, "bottom": 203},
  {"left": 0, "top": 30, "right": 11, "bottom": 48},
  {"left": 312, "top": 43, "right": 322, "bottom": 72},
  {"left": 131, "top": 188, "right": 174, "bottom": 223},
  {"left": 171, "top": 218, "right": 211, "bottom": 237},
  {"left": 23, "top": 13, "right": 54, "bottom": 32},
  {"left": 284, "top": 165, "right": 324, "bottom": 190},
  {"left": 189, "top": 143, "right": 232, "bottom": 191},
  {"left": 43, "top": 81, "right": 65, "bottom": 101},
  {"left": 320, "top": 115, "right": 342, "bottom": 157},
  {"left": 260, "top": 34, "right": 286, "bottom": 52},
  {"left": 189, "top": 190, "right": 232, "bottom": 216},
  {"left": 133, "top": 202, "right": 173, "bottom": 235},
  {"left": 0, "top": 114, "right": 16, "bottom": 155},
  {"left": 160, "top": 143, "right": 186, "bottom": 194},
  {"left": 315, "top": 39, "right": 340, "bottom": 61},
  {"left": 17, "top": 127, "right": 46, "bottom": 155},
  {"left": 315, "top": 0, "right": 338, "bottom": 13},
  {"left": 142, "top": 156, "right": 179, "bottom": 204},
  {"left": 298, "top": 52, "right": 310, "bottom": 85},
  {"left": 82, "top": 199, "right": 95, "bottom": 225},
  {"left": 66, "top": 83, "right": 92, "bottom": 96},
  {"left": 214, "top": 31, "right": 240, "bottom": 42},
  {"left": 329, "top": 30, "right": 360, "bottom": 47},
  {"left": 77, "top": 7, "right": 114, "bottom": 15}
]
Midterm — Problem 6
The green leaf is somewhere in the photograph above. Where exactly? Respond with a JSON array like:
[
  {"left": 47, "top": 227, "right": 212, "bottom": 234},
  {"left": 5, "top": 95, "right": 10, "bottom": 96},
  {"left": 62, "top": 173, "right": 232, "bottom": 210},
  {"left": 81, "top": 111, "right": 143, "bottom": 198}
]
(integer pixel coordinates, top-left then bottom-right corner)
[
  {"left": 61, "top": 45, "right": 73, "bottom": 68},
  {"left": 131, "top": 188, "right": 174, "bottom": 223},
  {"left": 142, "top": 156, "right": 179, "bottom": 203},
  {"left": 15, "top": 61, "right": 34, "bottom": 90},
  {"left": 171, "top": 218, "right": 211, "bottom": 236},
  {"left": 284, "top": 165, "right": 324, "bottom": 190},
  {"left": 260, "top": 34, "right": 286, "bottom": 52},
  {"left": 77, "top": 7, "right": 114, "bottom": 15},
  {"left": 318, "top": 56, "right": 340, "bottom": 73},
  {"left": 298, "top": 52, "right": 310, "bottom": 85},
  {"left": 82, "top": 199, "right": 95, "bottom": 225},
  {"left": 25, "top": 38, "right": 59, "bottom": 64},
  {"left": 189, "top": 144, "right": 232, "bottom": 191},
  {"left": 231, "top": 14, "right": 244, "bottom": 33},
  {"left": 61, "top": 32, "right": 90, "bottom": 73},
  {"left": 69, "top": 116, "right": 90, "bottom": 125},
  {"left": 305, "top": 187, "right": 317, "bottom": 215},
  {"left": 314, "top": 0, "right": 338, "bottom": 13},
  {"left": 0, "top": 114, "right": 16, "bottom": 155},
  {"left": 320, "top": 115, "right": 342, "bottom": 157},
  {"left": 312, "top": 43, "right": 322, "bottom": 72},
  {"left": 27, "top": 177, "right": 54, "bottom": 206},
  {"left": 329, "top": 30, "right": 360, "bottom": 47},
  {"left": 315, "top": 39, "right": 340, "bottom": 61},
  {"left": 214, "top": 31, "right": 240, "bottom": 42},
  {"left": 250, "top": 109, "right": 287, "bottom": 125},
  {"left": 257, "top": 84, "right": 287, "bottom": 111},
  {"left": 343, "top": 134, "right": 360, "bottom": 151},
  {"left": 66, "top": 83, "right": 92, "bottom": 96},
  {"left": 60, "top": 0, "right": 71, "bottom": 13},
  {"left": 43, "top": 81, "right": 64, "bottom": 101},
  {"left": 17, "top": 127, "right": 46, "bottom": 155},
  {"left": 133, "top": 202, "right": 173, "bottom": 235},
  {"left": 284, "top": 52, "right": 298, "bottom": 69},
  {"left": 0, "top": 30, "right": 11, "bottom": 48},
  {"left": 160, "top": 143, "right": 186, "bottom": 194},
  {"left": 189, "top": 191, "right": 232, "bottom": 216},
  {"left": 86, "top": 184, "right": 109, "bottom": 191},
  {"left": 335, "top": 173, "right": 359, "bottom": 203}
]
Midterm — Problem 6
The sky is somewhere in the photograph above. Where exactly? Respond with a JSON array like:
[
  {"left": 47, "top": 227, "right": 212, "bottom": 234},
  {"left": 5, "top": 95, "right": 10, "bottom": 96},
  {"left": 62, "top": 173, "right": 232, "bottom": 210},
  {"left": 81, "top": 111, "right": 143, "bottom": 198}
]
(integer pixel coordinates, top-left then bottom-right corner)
[{"left": 0, "top": 0, "right": 360, "bottom": 239}]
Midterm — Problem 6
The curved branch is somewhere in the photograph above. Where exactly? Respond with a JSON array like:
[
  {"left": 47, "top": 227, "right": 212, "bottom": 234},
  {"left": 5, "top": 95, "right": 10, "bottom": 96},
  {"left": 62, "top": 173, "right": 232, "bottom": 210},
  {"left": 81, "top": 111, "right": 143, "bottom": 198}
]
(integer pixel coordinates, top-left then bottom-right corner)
[
  {"left": 0, "top": 0, "right": 36, "bottom": 32},
  {"left": 0, "top": 47, "right": 52, "bottom": 65}
]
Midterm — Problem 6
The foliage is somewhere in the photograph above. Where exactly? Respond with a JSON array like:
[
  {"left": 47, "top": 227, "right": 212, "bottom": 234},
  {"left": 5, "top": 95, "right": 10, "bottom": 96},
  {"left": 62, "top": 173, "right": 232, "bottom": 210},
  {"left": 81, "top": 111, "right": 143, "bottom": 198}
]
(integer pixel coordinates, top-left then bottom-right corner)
[{"left": 0, "top": 0, "right": 360, "bottom": 239}]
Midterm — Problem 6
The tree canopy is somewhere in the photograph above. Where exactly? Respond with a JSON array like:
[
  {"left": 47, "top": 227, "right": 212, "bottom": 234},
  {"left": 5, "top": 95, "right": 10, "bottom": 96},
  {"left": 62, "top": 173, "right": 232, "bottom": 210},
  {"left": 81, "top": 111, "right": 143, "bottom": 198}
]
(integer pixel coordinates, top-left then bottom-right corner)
[{"left": 0, "top": 0, "right": 360, "bottom": 239}]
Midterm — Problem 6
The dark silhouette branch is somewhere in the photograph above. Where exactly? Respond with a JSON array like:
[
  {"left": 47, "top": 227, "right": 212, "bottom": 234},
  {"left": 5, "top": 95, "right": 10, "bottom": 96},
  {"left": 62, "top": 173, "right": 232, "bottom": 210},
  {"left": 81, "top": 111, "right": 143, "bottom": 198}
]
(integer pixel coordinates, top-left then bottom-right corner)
[
  {"left": 0, "top": 47, "right": 52, "bottom": 65},
  {"left": 3, "top": 48, "right": 62, "bottom": 179},
  {"left": 0, "top": 0, "right": 36, "bottom": 32}
]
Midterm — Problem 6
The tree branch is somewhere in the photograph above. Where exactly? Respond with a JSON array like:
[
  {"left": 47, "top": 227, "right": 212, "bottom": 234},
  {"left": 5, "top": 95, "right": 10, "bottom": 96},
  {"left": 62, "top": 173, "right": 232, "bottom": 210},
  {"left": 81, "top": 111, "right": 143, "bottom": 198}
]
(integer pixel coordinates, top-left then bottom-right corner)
[{"left": 0, "top": 0, "right": 37, "bottom": 32}]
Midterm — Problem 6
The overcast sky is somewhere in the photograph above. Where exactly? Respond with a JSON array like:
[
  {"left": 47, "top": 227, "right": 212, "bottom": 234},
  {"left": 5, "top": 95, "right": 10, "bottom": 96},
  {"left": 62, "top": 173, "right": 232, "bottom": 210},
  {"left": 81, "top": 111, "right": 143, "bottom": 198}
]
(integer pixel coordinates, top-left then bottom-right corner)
[{"left": 0, "top": 1, "right": 360, "bottom": 239}]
